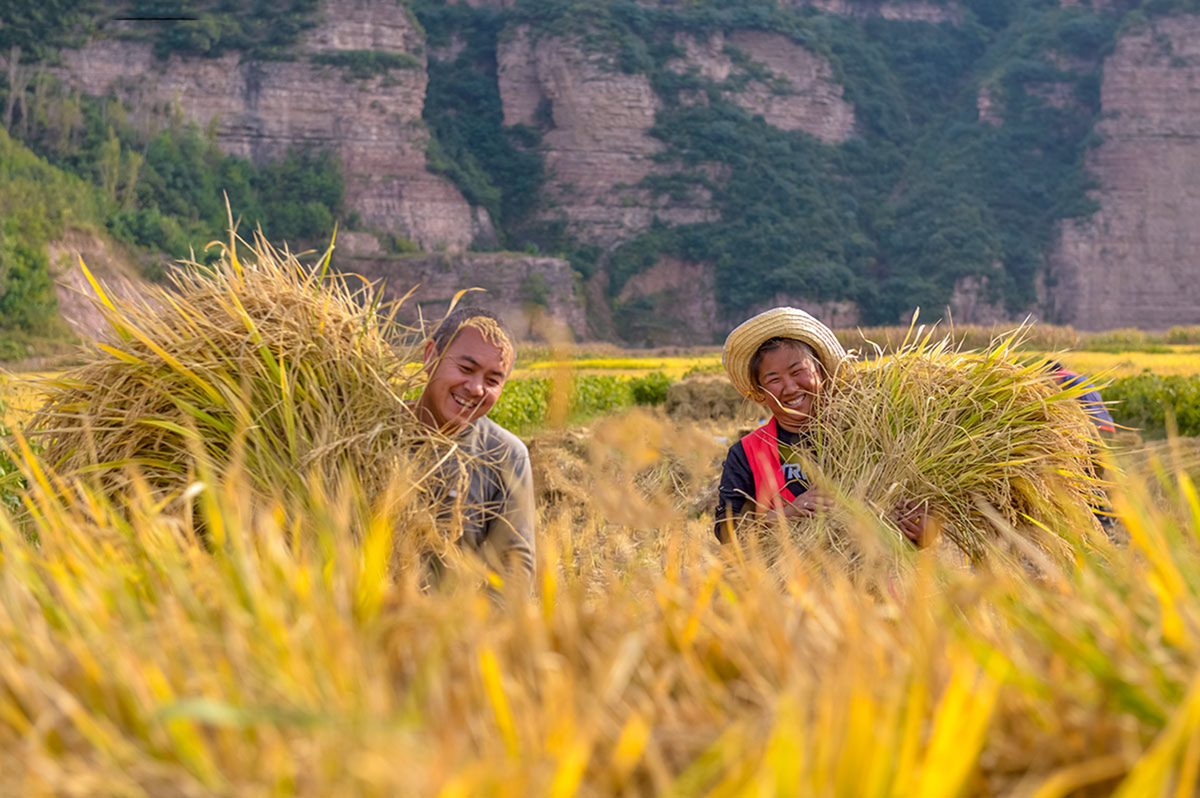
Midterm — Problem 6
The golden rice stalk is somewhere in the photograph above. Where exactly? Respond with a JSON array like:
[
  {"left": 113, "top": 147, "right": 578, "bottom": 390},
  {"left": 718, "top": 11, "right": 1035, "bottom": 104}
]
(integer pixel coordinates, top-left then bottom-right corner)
[
  {"left": 28, "top": 230, "right": 458, "bottom": 519},
  {"left": 803, "top": 328, "right": 1107, "bottom": 563}
]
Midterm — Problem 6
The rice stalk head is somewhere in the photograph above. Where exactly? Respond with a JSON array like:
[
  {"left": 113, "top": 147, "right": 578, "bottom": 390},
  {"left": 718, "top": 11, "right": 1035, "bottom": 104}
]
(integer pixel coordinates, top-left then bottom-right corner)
[{"left": 29, "top": 230, "right": 459, "bottom": 523}]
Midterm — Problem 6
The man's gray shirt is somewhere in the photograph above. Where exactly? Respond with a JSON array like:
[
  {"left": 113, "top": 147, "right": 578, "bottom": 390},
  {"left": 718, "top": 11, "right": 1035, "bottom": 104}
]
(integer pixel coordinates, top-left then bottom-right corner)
[{"left": 450, "top": 417, "right": 536, "bottom": 580}]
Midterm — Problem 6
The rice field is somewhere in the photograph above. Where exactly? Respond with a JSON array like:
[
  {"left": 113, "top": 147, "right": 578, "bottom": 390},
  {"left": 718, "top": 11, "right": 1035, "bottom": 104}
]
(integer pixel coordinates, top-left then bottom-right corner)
[
  {"left": 5, "top": 245, "right": 1200, "bottom": 795},
  {"left": 516, "top": 347, "right": 1200, "bottom": 381}
]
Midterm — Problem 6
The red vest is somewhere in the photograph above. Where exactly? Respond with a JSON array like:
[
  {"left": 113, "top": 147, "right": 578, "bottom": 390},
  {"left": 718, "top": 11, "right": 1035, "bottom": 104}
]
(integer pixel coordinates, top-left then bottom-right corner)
[{"left": 741, "top": 418, "right": 799, "bottom": 512}]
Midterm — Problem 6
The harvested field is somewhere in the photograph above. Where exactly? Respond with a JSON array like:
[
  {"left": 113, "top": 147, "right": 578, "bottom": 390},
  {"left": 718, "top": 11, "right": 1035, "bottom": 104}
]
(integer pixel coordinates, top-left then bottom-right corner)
[
  {"left": 662, "top": 374, "right": 753, "bottom": 423},
  {"left": 3, "top": 245, "right": 1200, "bottom": 794}
]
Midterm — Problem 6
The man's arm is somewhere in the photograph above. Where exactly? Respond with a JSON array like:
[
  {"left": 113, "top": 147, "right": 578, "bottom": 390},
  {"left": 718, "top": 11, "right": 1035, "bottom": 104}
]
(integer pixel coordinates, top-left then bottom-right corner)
[{"left": 480, "top": 438, "right": 536, "bottom": 583}]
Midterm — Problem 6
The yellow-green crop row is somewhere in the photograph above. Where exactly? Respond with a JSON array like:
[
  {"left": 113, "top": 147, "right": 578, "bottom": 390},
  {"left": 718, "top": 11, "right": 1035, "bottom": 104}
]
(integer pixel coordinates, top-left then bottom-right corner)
[
  {"left": 1055, "top": 350, "right": 1200, "bottom": 378},
  {"left": 516, "top": 355, "right": 721, "bottom": 380},
  {"left": 5, "top": 347, "right": 1199, "bottom": 430},
  {"left": 519, "top": 349, "right": 1200, "bottom": 380},
  {"left": 0, "top": 372, "right": 51, "bottom": 428}
]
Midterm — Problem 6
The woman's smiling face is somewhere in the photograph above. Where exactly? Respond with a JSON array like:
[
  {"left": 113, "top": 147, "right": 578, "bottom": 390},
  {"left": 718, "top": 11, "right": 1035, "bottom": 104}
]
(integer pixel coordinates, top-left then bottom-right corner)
[{"left": 752, "top": 345, "right": 824, "bottom": 433}]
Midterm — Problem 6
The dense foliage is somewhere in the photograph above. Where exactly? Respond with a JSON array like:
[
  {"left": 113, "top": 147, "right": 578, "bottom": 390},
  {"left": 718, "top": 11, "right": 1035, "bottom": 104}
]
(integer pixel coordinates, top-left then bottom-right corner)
[
  {"left": 122, "top": 0, "right": 322, "bottom": 60},
  {"left": 7, "top": 85, "right": 342, "bottom": 266},
  {"left": 0, "top": 127, "right": 104, "bottom": 344},
  {"left": 1107, "top": 373, "right": 1200, "bottom": 439},
  {"left": 0, "top": 0, "right": 104, "bottom": 61},
  {"left": 413, "top": 0, "right": 547, "bottom": 247}
]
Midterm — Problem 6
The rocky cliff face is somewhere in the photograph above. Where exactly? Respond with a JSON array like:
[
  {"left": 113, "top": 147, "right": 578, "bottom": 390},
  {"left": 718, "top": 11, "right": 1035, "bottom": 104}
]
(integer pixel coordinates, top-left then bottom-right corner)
[
  {"left": 57, "top": 0, "right": 489, "bottom": 252},
  {"left": 336, "top": 249, "right": 586, "bottom": 340},
  {"left": 613, "top": 256, "right": 860, "bottom": 345},
  {"left": 497, "top": 24, "right": 853, "bottom": 248},
  {"left": 1050, "top": 16, "right": 1200, "bottom": 330},
  {"left": 669, "top": 31, "right": 855, "bottom": 142},
  {"left": 498, "top": 26, "right": 718, "bottom": 248},
  {"left": 790, "top": 0, "right": 962, "bottom": 24}
]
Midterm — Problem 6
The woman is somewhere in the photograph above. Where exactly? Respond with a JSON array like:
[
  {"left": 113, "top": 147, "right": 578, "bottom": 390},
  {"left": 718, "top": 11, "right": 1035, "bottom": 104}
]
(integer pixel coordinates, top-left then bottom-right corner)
[{"left": 713, "top": 307, "right": 930, "bottom": 546}]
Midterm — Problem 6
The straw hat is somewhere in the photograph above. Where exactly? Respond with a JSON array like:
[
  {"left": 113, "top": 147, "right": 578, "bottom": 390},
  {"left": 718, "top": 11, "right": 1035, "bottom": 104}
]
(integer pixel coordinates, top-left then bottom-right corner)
[{"left": 722, "top": 307, "right": 848, "bottom": 398}]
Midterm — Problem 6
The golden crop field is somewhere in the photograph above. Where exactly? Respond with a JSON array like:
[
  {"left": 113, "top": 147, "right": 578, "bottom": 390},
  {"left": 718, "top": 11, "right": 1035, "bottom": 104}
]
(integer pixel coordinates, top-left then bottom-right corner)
[
  {"left": 5, "top": 248, "right": 1200, "bottom": 798},
  {"left": 517, "top": 355, "right": 721, "bottom": 380},
  {"left": 0, "top": 371, "right": 51, "bottom": 429}
]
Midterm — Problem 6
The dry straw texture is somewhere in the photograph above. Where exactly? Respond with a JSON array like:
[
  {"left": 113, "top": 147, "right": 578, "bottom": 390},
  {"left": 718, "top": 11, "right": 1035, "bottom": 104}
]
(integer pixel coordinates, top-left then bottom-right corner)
[
  {"left": 796, "top": 329, "right": 1105, "bottom": 565},
  {"left": 29, "top": 233, "right": 461, "bottom": 523},
  {"left": 6, "top": 231, "right": 1200, "bottom": 795},
  {"left": 2, "top": 410, "right": 1200, "bottom": 795}
]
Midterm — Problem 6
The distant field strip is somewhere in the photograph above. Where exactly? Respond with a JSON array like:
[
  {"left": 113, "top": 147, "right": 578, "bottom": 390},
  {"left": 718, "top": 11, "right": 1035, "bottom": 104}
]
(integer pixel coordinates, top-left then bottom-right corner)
[
  {"left": 4, "top": 349, "right": 1198, "bottom": 430},
  {"left": 519, "top": 349, "right": 1200, "bottom": 380}
]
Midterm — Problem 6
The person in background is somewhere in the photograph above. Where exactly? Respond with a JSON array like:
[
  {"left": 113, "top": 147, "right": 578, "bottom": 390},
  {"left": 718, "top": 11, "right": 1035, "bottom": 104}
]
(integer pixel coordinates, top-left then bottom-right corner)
[
  {"left": 1045, "top": 360, "right": 1118, "bottom": 531},
  {"left": 413, "top": 307, "right": 535, "bottom": 582},
  {"left": 1046, "top": 360, "right": 1116, "bottom": 434},
  {"left": 713, "top": 306, "right": 932, "bottom": 547}
]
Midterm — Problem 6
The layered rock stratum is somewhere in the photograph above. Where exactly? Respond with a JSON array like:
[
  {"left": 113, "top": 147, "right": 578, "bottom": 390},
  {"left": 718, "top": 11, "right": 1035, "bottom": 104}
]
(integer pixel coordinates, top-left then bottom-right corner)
[
  {"left": 497, "top": 24, "right": 853, "bottom": 247},
  {"left": 498, "top": 26, "right": 719, "bottom": 247},
  {"left": 1050, "top": 16, "right": 1200, "bottom": 330},
  {"left": 57, "top": 0, "right": 488, "bottom": 252},
  {"left": 38, "top": 0, "right": 1200, "bottom": 341},
  {"left": 337, "top": 245, "right": 586, "bottom": 340}
]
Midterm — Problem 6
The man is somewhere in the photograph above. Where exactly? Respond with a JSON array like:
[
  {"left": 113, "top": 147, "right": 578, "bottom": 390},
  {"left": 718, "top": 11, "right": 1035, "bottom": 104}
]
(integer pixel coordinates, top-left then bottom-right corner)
[{"left": 414, "top": 307, "right": 535, "bottom": 582}]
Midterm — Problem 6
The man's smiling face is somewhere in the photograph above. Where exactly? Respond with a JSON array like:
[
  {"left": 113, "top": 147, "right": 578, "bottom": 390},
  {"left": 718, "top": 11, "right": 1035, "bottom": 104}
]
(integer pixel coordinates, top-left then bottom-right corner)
[{"left": 417, "top": 326, "right": 512, "bottom": 433}]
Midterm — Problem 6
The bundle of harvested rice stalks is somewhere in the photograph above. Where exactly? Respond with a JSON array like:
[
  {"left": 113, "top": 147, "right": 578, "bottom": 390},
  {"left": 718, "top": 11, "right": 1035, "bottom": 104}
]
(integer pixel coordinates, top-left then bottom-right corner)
[
  {"left": 798, "top": 330, "right": 1108, "bottom": 565},
  {"left": 29, "top": 231, "right": 459, "bottom": 523}
]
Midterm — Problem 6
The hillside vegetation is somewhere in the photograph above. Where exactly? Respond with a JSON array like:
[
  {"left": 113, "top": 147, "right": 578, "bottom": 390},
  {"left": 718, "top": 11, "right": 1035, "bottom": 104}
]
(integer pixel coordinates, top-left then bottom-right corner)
[{"left": 4, "top": 0, "right": 1200, "bottom": 344}]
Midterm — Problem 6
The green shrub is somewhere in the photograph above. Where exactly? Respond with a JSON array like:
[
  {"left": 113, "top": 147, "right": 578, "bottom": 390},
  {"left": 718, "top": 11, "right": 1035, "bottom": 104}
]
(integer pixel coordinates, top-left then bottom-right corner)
[
  {"left": 12, "top": 74, "right": 343, "bottom": 268},
  {"left": 489, "top": 375, "right": 635, "bottom": 433},
  {"left": 0, "top": 127, "right": 107, "bottom": 335},
  {"left": 311, "top": 50, "right": 420, "bottom": 79},
  {"left": 629, "top": 371, "right": 671, "bottom": 406},
  {"left": 0, "top": 399, "right": 32, "bottom": 514},
  {"left": 129, "top": 0, "right": 322, "bottom": 61},
  {"left": 1105, "top": 374, "right": 1200, "bottom": 439},
  {"left": 1166, "top": 326, "right": 1200, "bottom": 345},
  {"left": 413, "top": 0, "right": 546, "bottom": 244}
]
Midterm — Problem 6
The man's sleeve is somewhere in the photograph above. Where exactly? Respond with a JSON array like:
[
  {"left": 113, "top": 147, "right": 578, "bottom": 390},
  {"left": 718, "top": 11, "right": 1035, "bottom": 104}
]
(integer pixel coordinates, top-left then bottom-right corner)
[
  {"left": 714, "top": 442, "right": 754, "bottom": 542},
  {"left": 481, "top": 440, "right": 536, "bottom": 583}
]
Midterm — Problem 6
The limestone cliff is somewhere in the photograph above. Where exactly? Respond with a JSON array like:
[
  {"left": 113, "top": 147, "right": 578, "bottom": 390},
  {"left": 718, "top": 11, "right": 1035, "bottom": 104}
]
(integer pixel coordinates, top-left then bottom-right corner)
[
  {"left": 57, "top": 0, "right": 489, "bottom": 252},
  {"left": 790, "top": 0, "right": 962, "bottom": 24},
  {"left": 498, "top": 26, "right": 718, "bottom": 248},
  {"left": 1050, "top": 16, "right": 1200, "bottom": 330},
  {"left": 497, "top": 24, "right": 853, "bottom": 248},
  {"left": 613, "top": 257, "right": 860, "bottom": 346},
  {"left": 335, "top": 247, "right": 586, "bottom": 340},
  {"left": 669, "top": 31, "right": 855, "bottom": 142}
]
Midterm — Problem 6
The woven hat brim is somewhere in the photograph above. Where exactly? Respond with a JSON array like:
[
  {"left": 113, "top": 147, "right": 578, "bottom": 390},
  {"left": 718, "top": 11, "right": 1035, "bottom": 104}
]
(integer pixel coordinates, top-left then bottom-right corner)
[{"left": 721, "top": 308, "right": 848, "bottom": 398}]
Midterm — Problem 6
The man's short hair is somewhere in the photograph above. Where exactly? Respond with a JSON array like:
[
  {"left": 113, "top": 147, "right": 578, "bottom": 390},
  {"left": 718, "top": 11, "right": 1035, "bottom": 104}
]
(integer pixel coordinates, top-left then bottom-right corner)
[
  {"left": 430, "top": 306, "right": 516, "bottom": 369},
  {"left": 749, "top": 337, "right": 821, "bottom": 387}
]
